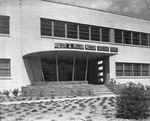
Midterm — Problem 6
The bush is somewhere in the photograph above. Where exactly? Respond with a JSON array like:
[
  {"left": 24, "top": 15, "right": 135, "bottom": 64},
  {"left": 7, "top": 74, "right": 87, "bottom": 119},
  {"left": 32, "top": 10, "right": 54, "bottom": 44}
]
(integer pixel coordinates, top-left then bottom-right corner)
[
  {"left": 11, "top": 88, "right": 19, "bottom": 97},
  {"left": 3, "top": 90, "right": 10, "bottom": 97},
  {"left": 116, "top": 82, "right": 150, "bottom": 120}
]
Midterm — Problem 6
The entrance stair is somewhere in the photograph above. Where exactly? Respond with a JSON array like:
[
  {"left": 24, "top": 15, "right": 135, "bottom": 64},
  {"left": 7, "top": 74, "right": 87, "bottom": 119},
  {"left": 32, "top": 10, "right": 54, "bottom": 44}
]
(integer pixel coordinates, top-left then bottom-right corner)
[
  {"left": 22, "top": 81, "right": 115, "bottom": 97},
  {"left": 91, "top": 85, "right": 115, "bottom": 96}
]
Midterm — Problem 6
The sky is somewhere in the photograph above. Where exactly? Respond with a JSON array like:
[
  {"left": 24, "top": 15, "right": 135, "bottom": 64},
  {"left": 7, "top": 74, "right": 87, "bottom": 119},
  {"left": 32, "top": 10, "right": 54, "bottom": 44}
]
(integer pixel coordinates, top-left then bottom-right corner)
[{"left": 50, "top": 0, "right": 150, "bottom": 20}]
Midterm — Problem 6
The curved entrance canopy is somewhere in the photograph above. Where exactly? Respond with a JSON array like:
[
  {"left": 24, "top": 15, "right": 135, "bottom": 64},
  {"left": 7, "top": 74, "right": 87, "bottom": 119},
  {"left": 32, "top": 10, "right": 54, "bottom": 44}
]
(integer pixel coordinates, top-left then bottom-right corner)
[{"left": 23, "top": 51, "right": 114, "bottom": 84}]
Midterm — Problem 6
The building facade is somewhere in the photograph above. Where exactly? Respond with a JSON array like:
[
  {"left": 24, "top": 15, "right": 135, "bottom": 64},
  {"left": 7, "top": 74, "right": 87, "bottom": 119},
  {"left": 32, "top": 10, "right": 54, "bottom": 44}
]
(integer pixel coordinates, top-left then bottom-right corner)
[{"left": 0, "top": 0, "right": 150, "bottom": 91}]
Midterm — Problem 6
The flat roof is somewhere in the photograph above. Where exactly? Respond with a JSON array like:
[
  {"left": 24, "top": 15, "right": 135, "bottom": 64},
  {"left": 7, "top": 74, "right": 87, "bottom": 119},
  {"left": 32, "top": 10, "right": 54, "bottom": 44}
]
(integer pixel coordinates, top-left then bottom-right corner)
[{"left": 42, "top": 0, "right": 150, "bottom": 22}]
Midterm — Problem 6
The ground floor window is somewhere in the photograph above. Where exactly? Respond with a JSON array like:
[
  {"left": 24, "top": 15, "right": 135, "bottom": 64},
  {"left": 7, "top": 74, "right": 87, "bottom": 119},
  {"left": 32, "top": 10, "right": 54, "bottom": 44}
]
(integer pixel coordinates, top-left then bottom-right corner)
[
  {"left": 0, "top": 59, "right": 11, "bottom": 77},
  {"left": 116, "top": 62, "right": 150, "bottom": 77}
]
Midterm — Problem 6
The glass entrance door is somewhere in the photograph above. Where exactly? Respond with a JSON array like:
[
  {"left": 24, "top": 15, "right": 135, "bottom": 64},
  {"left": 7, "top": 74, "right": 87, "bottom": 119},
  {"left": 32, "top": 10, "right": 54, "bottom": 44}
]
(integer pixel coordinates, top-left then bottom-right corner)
[
  {"left": 42, "top": 59, "right": 56, "bottom": 82},
  {"left": 58, "top": 60, "right": 73, "bottom": 81}
]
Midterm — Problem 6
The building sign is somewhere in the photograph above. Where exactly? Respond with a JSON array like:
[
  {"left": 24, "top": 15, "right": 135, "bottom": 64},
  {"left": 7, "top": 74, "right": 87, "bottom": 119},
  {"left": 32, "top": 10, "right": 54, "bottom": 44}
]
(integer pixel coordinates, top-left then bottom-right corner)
[
  {"left": 97, "top": 46, "right": 109, "bottom": 52},
  {"left": 85, "top": 45, "right": 96, "bottom": 51},
  {"left": 54, "top": 43, "right": 118, "bottom": 53},
  {"left": 110, "top": 47, "right": 118, "bottom": 52},
  {"left": 55, "top": 43, "right": 84, "bottom": 50}
]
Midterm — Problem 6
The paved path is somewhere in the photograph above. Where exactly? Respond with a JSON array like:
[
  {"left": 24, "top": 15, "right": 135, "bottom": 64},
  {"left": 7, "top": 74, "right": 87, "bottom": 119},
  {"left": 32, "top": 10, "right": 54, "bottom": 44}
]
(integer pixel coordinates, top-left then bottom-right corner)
[{"left": 0, "top": 94, "right": 116, "bottom": 105}]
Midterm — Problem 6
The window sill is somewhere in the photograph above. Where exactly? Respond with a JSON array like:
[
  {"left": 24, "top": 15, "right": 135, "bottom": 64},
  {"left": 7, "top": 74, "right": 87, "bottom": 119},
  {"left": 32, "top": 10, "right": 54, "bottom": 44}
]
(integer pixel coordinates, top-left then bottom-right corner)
[
  {"left": 0, "top": 34, "right": 10, "bottom": 37},
  {"left": 41, "top": 35, "right": 112, "bottom": 45},
  {"left": 0, "top": 77, "right": 11, "bottom": 80},
  {"left": 116, "top": 76, "right": 150, "bottom": 79}
]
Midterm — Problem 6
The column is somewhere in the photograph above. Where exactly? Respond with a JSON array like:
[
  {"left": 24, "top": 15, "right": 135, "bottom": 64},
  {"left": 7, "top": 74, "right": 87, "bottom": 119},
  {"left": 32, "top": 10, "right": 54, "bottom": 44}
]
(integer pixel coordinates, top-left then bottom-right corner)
[
  {"left": 37, "top": 54, "right": 45, "bottom": 82},
  {"left": 72, "top": 53, "right": 76, "bottom": 81},
  {"left": 55, "top": 52, "right": 59, "bottom": 82},
  {"left": 85, "top": 53, "right": 89, "bottom": 81}
]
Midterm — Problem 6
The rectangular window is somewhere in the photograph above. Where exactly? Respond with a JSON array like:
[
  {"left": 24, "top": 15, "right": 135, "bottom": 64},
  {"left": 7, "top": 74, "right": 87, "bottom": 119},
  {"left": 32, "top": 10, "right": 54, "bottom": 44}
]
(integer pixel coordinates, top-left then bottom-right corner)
[
  {"left": 133, "top": 32, "right": 140, "bottom": 45},
  {"left": 116, "top": 63, "right": 124, "bottom": 76},
  {"left": 115, "top": 29, "right": 122, "bottom": 43},
  {"left": 149, "top": 35, "right": 150, "bottom": 46},
  {"left": 54, "top": 20, "right": 65, "bottom": 37},
  {"left": 79, "top": 24, "right": 89, "bottom": 40},
  {"left": 141, "top": 33, "right": 148, "bottom": 46},
  {"left": 0, "top": 59, "right": 11, "bottom": 77},
  {"left": 142, "top": 64, "right": 149, "bottom": 76},
  {"left": 91, "top": 26, "right": 100, "bottom": 41},
  {"left": 0, "top": 15, "right": 9, "bottom": 34},
  {"left": 116, "top": 63, "right": 150, "bottom": 77},
  {"left": 102, "top": 28, "right": 110, "bottom": 42},
  {"left": 133, "top": 64, "right": 141, "bottom": 76},
  {"left": 67, "top": 22, "right": 78, "bottom": 39},
  {"left": 124, "top": 63, "right": 132, "bottom": 76},
  {"left": 41, "top": 18, "right": 52, "bottom": 36},
  {"left": 123, "top": 31, "right": 131, "bottom": 44}
]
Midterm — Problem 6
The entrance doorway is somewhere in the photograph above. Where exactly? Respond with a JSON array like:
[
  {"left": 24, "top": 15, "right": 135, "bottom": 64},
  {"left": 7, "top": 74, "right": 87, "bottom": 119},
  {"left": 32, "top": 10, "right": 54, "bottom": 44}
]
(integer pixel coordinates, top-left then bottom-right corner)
[
  {"left": 58, "top": 60, "right": 73, "bottom": 81},
  {"left": 30, "top": 51, "right": 110, "bottom": 84},
  {"left": 42, "top": 58, "right": 87, "bottom": 82}
]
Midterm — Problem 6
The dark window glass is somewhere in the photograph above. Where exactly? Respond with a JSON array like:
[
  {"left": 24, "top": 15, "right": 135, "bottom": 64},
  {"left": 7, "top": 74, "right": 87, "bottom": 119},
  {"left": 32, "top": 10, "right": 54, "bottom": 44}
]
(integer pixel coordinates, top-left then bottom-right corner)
[
  {"left": 0, "top": 59, "right": 11, "bottom": 77},
  {"left": 141, "top": 33, "right": 148, "bottom": 46},
  {"left": 91, "top": 26, "right": 100, "bottom": 41},
  {"left": 133, "top": 64, "right": 141, "bottom": 76},
  {"left": 54, "top": 21, "right": 65, "bottom": 37},
  {"left": 0, "top": 15, "right": 9, "bottom": 34},
  {"left": 67, "top": 22, "right": 77, "bottom": 39},
  {"left": 42, "top": 59, "right": 56, "bottom": 81},
  {"left": 149, "top": 35, "right": 150, "bottom": 46},
  {"left": 133, "top": 32, "right": 140, "bottom": 45},
  {"left": 41, "top": 18, "right": 52, "bottom": 36},
  {"left": 115, "top": 29, "right": 122, "bottom": 43},
  {"left": 116, "top": 63, "right": 123, "bottom": 76},
  {"left": 123, "top": 31, "right": 131, "bottom": 44},
  {"left": 79, "top": 24, "right": 89, "bottom": 40},
  {"left": 102, "top": 28, "right": 110, "bottom": 42},
  {"left": 124, "top": 63, "right": 132, "bottom": 76},
  {"left": 142, "top": 64, "right": 149, "bottom": 76}
]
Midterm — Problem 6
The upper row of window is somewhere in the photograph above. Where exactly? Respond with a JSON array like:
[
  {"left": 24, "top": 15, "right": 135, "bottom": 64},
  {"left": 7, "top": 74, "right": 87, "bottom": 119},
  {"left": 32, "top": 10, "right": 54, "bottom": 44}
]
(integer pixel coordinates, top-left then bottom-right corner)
[
  {"left": 0, "top": 15, "right": 150, "bottom": 47},
  {"left": 41, "top": 18, "right": 150, "bottom": 46},
  {"left": 41, "top": 18, "right": 109, "bottom": 42}
]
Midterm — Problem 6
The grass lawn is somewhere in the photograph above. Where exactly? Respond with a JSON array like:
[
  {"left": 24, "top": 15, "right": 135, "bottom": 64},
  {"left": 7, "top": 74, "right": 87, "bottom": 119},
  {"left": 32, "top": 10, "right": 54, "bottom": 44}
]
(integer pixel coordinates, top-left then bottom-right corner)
[{"left": 1, "top": 96, "right": 150, "bottom": 121}]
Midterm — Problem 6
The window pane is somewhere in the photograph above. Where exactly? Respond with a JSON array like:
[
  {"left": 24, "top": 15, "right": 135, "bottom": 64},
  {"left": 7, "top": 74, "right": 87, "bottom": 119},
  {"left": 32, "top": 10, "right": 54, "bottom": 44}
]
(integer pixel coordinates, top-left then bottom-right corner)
[
  {"left": 91, "top": 26, "right": 100, "bottom": 41},
  {"left": 123, "top": 31, "right": 131, "bottom": 44},
  {"left": 149, "top": 35, "right": 150, "bottom": 46},
  {"left": 133, "top": 64, "right": 141, "bottom": 76},
  {"left": 0, "top": 59, "right": 11, "bottom": 77},
  {"left": 79, "top": 24, "right": 89, "bottom": 40},
  {"left": 133, "top": 32, "right": 140, "bottom": 45},
  {"left": 67, "top": 23, "right": 77, "bottom": 39},
  {"left": 141, "top": 33, "right": 148, "bottom": 46},
  {"left": 142, "top": 64, "right": 149, "bottom": 76},
  {"left": 124, "top": 63, "right": 132, "bottom": 76},
  {"left": 0, "top": 15, "right": 9, "bottom": 34},
  {"left": 41, "top": 18, "right": 52, "bottom": 36},
  {"left": 116, "top": 63, "right": 123, "bottom": 76},
  {"left": 54, "top": 21, "right": 65, "bottom": 37},
  {"left": 115, "top": 29, "right": 122, "bottom": 43},
  {"left": 102, "top": 28, "right": 110, "bottom": 42}
]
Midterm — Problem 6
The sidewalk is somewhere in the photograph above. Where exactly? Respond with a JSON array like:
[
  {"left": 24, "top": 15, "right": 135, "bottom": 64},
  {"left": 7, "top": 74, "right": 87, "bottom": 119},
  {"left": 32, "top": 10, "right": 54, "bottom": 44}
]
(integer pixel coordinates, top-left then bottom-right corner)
[{"left": 0, "top": 94, "right": 116, "bottom": 105}]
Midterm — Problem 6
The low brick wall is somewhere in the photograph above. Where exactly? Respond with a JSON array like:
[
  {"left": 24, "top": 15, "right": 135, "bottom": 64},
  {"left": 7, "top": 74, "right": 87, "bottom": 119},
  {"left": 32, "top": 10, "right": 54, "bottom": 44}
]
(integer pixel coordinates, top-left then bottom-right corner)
[{"left": 22, "top": 81, "right": 91, "bottom": 97}]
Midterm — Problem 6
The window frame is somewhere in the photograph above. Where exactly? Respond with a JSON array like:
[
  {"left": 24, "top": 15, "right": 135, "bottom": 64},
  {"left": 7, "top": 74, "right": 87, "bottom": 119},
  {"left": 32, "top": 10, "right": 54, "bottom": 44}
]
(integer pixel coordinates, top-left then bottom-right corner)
[
  {"left": 0, "top": 15, "right": 10, "bottom": 35},
  {"left": 0, "top": 59, "right": 11, "bottom": 77},
  {"left": 116, "top": 62, "right": 150, "bottom": 78}
]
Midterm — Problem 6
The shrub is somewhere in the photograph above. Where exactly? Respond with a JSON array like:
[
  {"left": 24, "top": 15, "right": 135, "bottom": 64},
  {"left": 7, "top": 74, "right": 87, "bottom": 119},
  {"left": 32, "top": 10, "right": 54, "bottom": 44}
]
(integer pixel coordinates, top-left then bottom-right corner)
[
  {"left": 116, "top": 82, "right": 150, "bottom": 120},
  {"left": 3, "top": 90, "right": 10, "bottom": 97},
  {"left": 11, "top": 88, "right": 19, "bottom": 97}
]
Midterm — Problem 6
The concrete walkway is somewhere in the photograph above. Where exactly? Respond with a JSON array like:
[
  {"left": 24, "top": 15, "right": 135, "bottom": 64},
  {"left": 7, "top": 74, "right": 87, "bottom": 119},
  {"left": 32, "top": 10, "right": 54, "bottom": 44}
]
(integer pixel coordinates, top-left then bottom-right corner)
[{"left": 0, "top": 94, "right": 116, "bottom": 105}]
